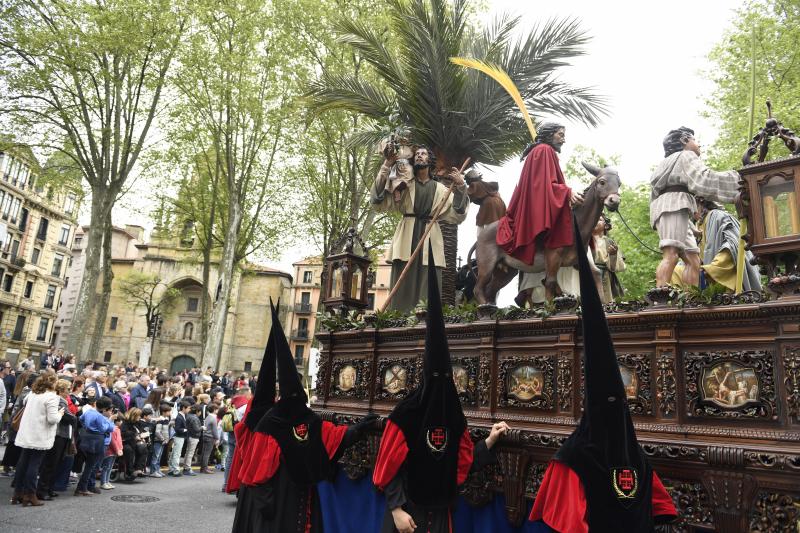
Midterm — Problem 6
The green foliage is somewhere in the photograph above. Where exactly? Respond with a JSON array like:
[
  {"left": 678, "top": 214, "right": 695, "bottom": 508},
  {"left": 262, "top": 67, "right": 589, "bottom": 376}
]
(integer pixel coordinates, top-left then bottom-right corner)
[
  {"left": 564, "top": 144, "right": 621, "bottom": 186},
  {"left": 117, "top": 272, "right": 181, "bottom": 322},
  {"left": 605, "top": 184, "right": 661, "bottom": 299},
  {"left": 704, "top": 0, "right": 800, "bottom": 170},
  {"left": 308, "top": 0, "right": 607, "bottom": 169}
]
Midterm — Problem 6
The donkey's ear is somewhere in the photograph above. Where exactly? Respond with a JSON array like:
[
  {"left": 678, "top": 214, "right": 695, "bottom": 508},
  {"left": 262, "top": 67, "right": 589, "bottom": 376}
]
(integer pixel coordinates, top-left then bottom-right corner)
[{"left": 581, "top": 161, "right": 602, "bottom": 177}]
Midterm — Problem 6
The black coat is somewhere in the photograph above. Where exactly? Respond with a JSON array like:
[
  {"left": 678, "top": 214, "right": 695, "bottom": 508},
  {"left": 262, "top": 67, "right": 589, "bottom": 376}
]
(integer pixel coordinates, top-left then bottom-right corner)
[{"left": 109, "top": 392, "right": 127, "bottom": 414}]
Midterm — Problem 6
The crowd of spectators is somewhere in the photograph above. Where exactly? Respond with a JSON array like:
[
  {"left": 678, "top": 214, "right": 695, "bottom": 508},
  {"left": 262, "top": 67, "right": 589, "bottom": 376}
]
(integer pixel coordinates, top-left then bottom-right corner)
[{"left": 0, "top": 347, "right": 256, "bottom": 507}]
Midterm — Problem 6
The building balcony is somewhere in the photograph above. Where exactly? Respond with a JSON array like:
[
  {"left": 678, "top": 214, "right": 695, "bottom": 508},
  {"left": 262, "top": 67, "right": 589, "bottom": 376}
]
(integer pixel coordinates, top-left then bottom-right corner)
[
  {"left": 294, "top": 302, "right": 313, "bottom": 314},
  {"left": 291, "top": 329, "right": 309, "bottom": 341}
]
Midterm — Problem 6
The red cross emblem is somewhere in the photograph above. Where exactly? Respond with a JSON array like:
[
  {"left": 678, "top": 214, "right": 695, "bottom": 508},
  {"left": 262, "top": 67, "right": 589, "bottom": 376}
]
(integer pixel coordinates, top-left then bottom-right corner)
[
  {"left": 425, "top": 427, "right": 448, "bottom": 454},
  {"left": 292, "top": 423, "right": 309, "bottom": 442},
  {"left": 611, "top": 467, "right": 638, "bottom": 499}
]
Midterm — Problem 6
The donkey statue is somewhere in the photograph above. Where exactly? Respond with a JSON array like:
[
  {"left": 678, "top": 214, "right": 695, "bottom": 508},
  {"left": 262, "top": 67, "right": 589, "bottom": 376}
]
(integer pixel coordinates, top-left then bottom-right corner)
[{"left": 473, "top": 162, "right": 622, "bottom": 304}]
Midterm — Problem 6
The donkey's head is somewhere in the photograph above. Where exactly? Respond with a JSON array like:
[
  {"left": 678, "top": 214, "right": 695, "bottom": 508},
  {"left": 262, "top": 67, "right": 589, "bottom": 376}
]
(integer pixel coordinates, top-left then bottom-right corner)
[{"left": 582, "top": 161, "right": 621, "bottom": 212}]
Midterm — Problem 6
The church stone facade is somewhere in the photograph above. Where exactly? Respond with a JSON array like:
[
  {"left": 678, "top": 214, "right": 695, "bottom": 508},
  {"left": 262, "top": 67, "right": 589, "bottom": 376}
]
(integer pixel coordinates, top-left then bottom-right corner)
[{"left": 78, "top": 225, "right": 291, "bottom": 374}]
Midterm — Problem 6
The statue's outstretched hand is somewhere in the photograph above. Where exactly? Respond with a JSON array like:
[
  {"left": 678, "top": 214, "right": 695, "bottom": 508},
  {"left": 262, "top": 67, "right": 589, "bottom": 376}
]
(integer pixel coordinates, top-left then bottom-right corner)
[
  {"left": 570, "top": 190, "right": 584, "bottom": 206},
  {"left": 447, "top": 167, "right": 465, "bottom": 187}
]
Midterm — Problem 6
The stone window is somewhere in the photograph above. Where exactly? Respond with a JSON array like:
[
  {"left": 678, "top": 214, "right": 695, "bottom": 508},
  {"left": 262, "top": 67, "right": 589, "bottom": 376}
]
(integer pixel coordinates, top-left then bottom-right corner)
[{"left": 187, "top": 297, "right": 199, "bottom": 312}]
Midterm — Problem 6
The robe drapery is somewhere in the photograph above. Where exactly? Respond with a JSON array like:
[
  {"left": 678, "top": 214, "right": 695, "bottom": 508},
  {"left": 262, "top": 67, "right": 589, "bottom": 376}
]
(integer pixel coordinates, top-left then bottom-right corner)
[
  {"left": 373, "top": 420, "right": 494, "bottom": 533},
  {"left": 230, "top": 421, "right": 347, "bottom": 533},
  {"left": 671, "top": 209, "right": 762, "bottom": 292},
  {"left": 371, "top": 166, "right": 468, "bottom": 311},
  {"left": 529, "top": 461, "right": 677, "bottom": 533},
  {"left": 497, "top": 143, "right": 573, "bottom": 265}
]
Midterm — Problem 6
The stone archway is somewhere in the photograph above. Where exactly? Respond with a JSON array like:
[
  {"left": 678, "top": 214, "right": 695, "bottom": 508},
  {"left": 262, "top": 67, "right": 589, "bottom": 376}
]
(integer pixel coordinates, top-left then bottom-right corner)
[{"left": 170, "top": 354, "right": 196, "bottom": 375}]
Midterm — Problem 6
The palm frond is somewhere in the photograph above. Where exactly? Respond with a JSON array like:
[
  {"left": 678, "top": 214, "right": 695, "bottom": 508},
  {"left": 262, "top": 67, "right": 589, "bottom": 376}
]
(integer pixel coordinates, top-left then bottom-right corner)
[
  {"left": 451, "top": 56, "right": 537, "bottom": 142},
  {"left": 306, "top": 73, "right": 395, "bottom": 120}
]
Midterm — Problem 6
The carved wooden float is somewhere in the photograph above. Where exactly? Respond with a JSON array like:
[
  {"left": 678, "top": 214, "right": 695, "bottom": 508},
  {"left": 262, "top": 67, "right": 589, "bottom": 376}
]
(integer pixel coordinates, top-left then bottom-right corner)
[{"left": 314, "top": 295, "right": 800, "bottom": 532}]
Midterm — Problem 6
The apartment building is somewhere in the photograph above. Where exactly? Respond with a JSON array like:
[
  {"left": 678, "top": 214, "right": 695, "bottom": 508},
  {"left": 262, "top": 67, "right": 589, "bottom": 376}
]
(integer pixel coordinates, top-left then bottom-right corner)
[{"left": 0, "top": 144, "right": 78, "bottom": 366}]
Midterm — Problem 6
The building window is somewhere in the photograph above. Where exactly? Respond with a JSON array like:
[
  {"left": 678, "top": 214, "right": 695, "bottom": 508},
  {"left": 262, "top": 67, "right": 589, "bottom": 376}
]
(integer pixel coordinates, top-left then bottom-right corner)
[
  {"left": 64, "top": 193, "right": 76, "bottom": 216},
  {"left": 187, "top": 297, "right": 199, "bottom": 312},
  {"left": 1, "top": 193, "right": 13, "bottom": 220},
  {"left": 109, "top": 316, "right": 118, "bottom": 331},
  {"left": 18, "top": 208, "right": 28, "bottom": 231},
  {"left": 51, "top": 253, "right": 64, "bottom": 277},
  {"left": 244, "top": 361, "right": 252, "bottom": 372},
  {"left": 36, "top": 317, "right": 49, "bottom": 341},
  {"left": 58, "top": 224, "right": 70, "bottom": 246},
  {"left": 294, "top": 345, "right": 305, "bottom": 365},
  {"left": 104, "top": 351, "right": 112, "bottom": 363},
  {"left": 301, "top": 291, "right": 311, "bottom": 304},
  {"left": 36, "top": 217, "right": 49, "bottom": 241},
  {"left": 302, "top": 270, "right": 313, "bottom": 284},
  {"left": 23, "top": 281, "right": 33, "bottom": 299},
  {"left": 367, "top": 292, "right": 375, "bottom": 310},
  {"left": 44, "top": 285, "right": 56, "bottom": 309},
  {"left": 9, "top": 198, "right": 20, "bottom": 225},
  {"left": 183, "top": 322, "right": 194, "bottom": 340},
  {"left": 12, "top": 315, "right": 25, "bottom": 341},
  {"left": 298, "top": 318, "right": 308, "bottom": 333},
  {"left": 31, "top": 247, "right": 40, "bottom": 265},
  {"left": 3, "top": 274, "right": 13, "bottom": 292},
  {"left": 74, "top": 236, "right": 82, "bottom": 247}
]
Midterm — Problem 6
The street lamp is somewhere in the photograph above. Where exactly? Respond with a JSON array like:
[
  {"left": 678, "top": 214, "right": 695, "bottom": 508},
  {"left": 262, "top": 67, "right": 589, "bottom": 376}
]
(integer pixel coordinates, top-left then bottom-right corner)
[
  {"left": 737, "top": 102, "right": 800, "bottom": 298},
  {"left": 323, "top": 225, "right": 371, "bottom": 314}
]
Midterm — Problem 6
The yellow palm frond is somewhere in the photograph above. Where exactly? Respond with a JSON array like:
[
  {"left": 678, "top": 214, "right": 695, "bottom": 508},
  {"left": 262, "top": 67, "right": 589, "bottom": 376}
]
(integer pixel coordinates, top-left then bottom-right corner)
[{"left": 450, "top": 57, "right": 537, "bottom": 142}]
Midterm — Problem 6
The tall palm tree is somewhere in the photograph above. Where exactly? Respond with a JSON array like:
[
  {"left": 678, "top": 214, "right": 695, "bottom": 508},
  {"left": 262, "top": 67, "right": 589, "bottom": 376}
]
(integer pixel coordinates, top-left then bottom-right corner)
[
  {"left": 308, "top": 0, "right": 608, "bottom": 302},
  {"left": 308, "top": 0, "right": 607, "bottom": 169}
]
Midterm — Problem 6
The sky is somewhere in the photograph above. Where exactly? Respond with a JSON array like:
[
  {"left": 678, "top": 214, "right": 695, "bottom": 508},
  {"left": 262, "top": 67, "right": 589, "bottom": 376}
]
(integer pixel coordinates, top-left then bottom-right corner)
[{"left": 112, "top": 0, "right": 743, "bottom": 304}]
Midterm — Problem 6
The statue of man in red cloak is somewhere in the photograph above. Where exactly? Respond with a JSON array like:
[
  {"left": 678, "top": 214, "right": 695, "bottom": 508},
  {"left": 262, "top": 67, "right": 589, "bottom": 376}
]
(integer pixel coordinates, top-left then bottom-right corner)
[{"left": 496, "top": 122, "right": 584, "bottom": 266}]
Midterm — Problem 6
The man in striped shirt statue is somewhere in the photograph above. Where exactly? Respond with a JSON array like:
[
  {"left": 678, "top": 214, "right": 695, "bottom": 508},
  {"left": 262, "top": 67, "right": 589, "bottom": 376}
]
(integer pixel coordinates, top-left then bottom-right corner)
[{"left": 650, "top": 127, "right": 741, "bottom": 287}]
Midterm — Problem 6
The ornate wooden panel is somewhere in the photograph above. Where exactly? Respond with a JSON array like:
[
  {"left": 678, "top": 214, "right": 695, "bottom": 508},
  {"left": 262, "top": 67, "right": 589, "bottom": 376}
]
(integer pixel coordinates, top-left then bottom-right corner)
[
  {"left": 684, "top": 350, "right": 777, "bottom": 420},
  {"left": 329, "top": 358, "right": 371, "bottom": 400},
  {"left": 497, "top": 355, "right": 555, "bottom": 410}
]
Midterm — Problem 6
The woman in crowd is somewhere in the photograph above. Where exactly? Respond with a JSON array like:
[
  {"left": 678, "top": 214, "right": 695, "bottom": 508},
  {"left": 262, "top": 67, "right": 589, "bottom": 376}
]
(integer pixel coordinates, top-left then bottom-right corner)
[
  {"left": 2, "top": 371, "right": 35, "bottom": 476},
  {"left": 145, "top": 387, "right": 164, "bottom": 411},
  {"left": 109, "top": 381, "right": 128, "bottom": 414},
  {"left": 36, "top": 379, "right": 77, "bottom": 500},
  {"left": 11, "top": 373, "right": 63, "bottom": 506},
  {"left": 76, "top": 396, "right": 114, "bottom": 496},
  {"left": 120, "top": 407, "right": 149, "bottom": 480},
  {"left": 200, "top": 403, "right": 220, "bottom": 474}
]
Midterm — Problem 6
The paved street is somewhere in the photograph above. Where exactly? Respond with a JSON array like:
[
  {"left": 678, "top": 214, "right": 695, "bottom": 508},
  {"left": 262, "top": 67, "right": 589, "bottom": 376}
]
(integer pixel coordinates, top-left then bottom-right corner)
[{"left": 0, "top": 465, "right": 236, "bottom": 533}]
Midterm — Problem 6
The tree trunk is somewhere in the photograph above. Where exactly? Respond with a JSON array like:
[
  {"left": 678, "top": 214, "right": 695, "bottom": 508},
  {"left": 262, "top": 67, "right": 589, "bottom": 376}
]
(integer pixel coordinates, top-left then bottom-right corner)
[
  {"left": 86, "top": 214, "right": 114, "bottom": 364},
  {"left": 201, "top": 195, "right": 242, "bottom": 370},
  {"left": 65, "top": 187, "right": 113, "bottom": 361},
  {"left": 199, "top": 155, "right": 220, "bottom": 351}
]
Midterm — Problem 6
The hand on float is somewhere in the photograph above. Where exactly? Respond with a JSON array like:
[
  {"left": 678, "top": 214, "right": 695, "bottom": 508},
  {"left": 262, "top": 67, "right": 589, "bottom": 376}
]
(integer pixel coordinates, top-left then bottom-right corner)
[
  {"left": 608, "top": 242, "right": 618, "bottom": 255},
  {"left": 485, "top": 421, "right": 510, "bottom": 449},
  {"left": 570, "top": 190, "right": 584, "bottom": 206},
  {"left": 384, "top": 152, "right": 399, "bottom": 166},
  {"left": 392, "top": 507, "right": 417, "bottom": 533}
]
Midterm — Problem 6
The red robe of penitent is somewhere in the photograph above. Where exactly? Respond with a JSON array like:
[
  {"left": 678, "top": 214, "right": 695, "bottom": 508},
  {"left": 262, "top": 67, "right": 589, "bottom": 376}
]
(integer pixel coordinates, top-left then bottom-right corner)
[
  {"left": 529, "top": 461, "right": 677, "bottom": 533},
  {"left": 496, "top": 143, "right": 573, "bottom": 265}
]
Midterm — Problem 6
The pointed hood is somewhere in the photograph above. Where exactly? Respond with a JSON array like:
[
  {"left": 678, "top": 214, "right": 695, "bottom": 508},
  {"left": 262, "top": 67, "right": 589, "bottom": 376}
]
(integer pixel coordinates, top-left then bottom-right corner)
[
  {"left": 243, "top": 299, "right": 278, "bottom": 431},
  {"left": 553, "top": 219, "right": 654, "bottom": 530},
  {"left": 387, "top": 244, "right": 466, "bottom": 507},
  {"left": 424, "top": 243, "right": 453, "bottom": 380}
]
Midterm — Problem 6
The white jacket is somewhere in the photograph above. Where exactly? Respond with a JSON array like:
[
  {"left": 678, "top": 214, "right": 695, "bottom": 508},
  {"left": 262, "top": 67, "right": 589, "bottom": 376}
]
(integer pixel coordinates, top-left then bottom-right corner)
[{"left": 15, "top": 391, "right": 62, "bottom": 450}]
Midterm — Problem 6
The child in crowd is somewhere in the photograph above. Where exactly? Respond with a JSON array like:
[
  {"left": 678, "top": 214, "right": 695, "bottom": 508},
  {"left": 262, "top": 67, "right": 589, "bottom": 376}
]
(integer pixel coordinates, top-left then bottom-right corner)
[
  {"left": 182, "top": 404, "right": 203, "bottom": 476},
  {"left": 100, "top": 415, "right": 123, "bottom": 490},
  {"left": 200, "top": 403, "right": 220, "bottom": 474},
  {"left": 150, "top": 404, "right": 171, "bottom": 478}
]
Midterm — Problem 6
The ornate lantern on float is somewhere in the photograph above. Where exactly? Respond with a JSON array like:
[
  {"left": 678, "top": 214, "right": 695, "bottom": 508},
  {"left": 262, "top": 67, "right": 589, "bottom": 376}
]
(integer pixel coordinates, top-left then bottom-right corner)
[
  {"left": 737, "top": 101, "right": 800, "bottom": 298},
  {"left": 322, "top": 225, "right": 371, "bottom": 314}
]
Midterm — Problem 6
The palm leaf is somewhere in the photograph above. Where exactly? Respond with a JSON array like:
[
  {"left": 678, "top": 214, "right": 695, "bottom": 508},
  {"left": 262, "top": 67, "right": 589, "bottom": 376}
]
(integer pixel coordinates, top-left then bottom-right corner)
[{"left": 450, "top": 56, "right": 538, "bottom": 142}]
